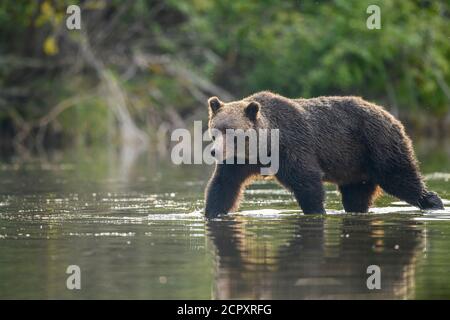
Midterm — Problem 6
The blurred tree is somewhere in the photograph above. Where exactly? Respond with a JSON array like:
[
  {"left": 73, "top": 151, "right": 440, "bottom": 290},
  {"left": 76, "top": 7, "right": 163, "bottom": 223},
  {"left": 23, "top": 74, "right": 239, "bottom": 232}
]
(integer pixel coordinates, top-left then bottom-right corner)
[
  {"left": 181, "top": 0, "right": 449, "bottom": 116},
  {"left": 0, "top": 0, "right": 448, "bottom": 151}
]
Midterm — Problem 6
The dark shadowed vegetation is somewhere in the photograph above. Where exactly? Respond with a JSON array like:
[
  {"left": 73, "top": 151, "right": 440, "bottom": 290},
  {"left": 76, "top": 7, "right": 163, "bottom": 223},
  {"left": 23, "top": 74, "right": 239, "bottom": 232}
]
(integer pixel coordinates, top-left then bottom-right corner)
[{"left": 0, "top": 0, "right": 449, "bottom": 153}]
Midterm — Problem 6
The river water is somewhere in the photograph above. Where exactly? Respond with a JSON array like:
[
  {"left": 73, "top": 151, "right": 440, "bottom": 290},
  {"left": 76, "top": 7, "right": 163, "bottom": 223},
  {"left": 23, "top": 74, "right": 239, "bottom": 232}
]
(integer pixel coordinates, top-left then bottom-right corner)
[{"left": 0, "top": 142, "right": 449, "bottom": 299}]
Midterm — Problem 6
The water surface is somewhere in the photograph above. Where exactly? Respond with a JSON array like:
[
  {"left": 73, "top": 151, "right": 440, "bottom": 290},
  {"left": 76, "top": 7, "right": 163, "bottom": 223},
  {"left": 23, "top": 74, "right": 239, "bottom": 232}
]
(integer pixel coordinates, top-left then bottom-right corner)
[{"left": 0, "top": 146, "right": 450, "bottom": 299}]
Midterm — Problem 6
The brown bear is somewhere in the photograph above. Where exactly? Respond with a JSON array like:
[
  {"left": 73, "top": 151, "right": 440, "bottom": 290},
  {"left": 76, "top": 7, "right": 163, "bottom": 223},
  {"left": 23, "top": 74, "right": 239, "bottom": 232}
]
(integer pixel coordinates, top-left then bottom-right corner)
[{"left": 204, "top": 91, "right": 444, "bottom": 218}]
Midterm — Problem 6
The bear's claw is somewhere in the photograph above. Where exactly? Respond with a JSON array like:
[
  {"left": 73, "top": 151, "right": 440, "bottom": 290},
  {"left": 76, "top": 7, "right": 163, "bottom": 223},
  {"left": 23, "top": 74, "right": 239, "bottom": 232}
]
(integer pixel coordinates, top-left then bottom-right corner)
[{"left": 418, "top": 191, "right": 444, "bottom": 210}]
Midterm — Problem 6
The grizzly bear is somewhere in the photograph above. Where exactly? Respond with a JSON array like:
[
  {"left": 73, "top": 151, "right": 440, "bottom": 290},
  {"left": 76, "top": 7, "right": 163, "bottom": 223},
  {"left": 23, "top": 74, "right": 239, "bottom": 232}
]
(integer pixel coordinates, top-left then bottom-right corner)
[{"left": 204, "top": 91, "right": 444, "bottom": 218}]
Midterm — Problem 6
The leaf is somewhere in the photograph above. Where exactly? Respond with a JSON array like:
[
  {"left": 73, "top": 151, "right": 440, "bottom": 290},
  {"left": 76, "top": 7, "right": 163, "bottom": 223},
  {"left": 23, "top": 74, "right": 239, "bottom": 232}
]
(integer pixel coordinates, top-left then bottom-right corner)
[{"left": 43, "top": 36, "right": 58, "bottom": 56}]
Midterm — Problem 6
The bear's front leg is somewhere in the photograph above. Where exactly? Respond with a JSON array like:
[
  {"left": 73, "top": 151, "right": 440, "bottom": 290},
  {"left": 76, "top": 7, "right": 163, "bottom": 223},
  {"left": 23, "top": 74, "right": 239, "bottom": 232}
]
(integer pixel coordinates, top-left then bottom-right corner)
[
  {"left": 204, "top": 164, "right": 257, "bottom": 218},
  {"left": 292, "top": 175, "right": 326, "bottom": 214},
  {"left": 276, "top": 166, "right": 325, "bottom": 214}
]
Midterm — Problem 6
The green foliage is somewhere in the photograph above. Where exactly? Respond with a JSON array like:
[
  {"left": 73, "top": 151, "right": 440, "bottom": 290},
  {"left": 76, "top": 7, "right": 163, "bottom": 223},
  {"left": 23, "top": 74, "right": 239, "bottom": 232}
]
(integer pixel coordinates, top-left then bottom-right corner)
[
  {"left": 182, "top": 0, "right": 449, "bottom": 114},
  {"left": 0, "top": 0, "right": 449, "bottom": 149}
]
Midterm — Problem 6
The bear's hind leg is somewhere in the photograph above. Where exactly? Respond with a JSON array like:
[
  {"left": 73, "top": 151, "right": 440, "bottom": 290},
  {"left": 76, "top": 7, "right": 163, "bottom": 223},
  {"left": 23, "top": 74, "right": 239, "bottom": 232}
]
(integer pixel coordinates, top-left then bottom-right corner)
[
  {"left": 376, "top": 168, "right": 444, "bottom": 210},
  {"left": 364, "top": 123, "right": 444, "bottom": 210},
  {"left": 417, "top": 191, "right": 444, "bottom": 210},
  {"left": 339, "top": 182, "right": 379, "bottom": 213}
]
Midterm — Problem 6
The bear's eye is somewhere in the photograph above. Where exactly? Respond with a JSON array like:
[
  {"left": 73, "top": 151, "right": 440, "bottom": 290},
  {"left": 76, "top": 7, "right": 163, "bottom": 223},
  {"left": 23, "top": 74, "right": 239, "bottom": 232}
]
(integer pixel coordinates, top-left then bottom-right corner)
[{"left": 212, "top": 136, "right": 216, "bottom": 141}]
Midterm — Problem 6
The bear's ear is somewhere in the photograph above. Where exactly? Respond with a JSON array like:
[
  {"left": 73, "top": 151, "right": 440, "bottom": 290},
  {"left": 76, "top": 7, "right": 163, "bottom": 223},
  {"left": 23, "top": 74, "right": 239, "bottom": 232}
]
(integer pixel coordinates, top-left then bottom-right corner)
[
  {"left": 245, "top": 101, "right": 260, "bottom": 121},
  {"left": 208, "top": 96, "right": 223, "bottom": 115}
]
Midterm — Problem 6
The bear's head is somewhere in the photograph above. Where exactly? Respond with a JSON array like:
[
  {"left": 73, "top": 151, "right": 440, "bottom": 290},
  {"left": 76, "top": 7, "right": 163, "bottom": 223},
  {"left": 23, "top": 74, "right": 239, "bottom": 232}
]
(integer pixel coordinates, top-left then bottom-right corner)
[
  {"left": 207, "top": 96, "right": 265, "bottom": 163},
  {"left": 208, "top": 96, "right": 260, "bottom": 129}
]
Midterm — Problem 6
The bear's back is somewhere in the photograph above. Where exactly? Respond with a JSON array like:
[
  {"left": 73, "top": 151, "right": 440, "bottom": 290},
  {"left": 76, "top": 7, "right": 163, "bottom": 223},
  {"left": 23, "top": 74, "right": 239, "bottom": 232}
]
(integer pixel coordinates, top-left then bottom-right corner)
[{"left": 249, "top": 92, "right": 407, "bottom": 184}]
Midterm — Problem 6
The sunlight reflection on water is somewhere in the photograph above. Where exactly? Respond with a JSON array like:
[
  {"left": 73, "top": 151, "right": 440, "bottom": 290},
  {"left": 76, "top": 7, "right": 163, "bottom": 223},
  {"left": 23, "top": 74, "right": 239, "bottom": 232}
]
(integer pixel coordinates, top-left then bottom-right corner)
[{"left": 0, "top": 152, "right": 449, "bottom": 299}]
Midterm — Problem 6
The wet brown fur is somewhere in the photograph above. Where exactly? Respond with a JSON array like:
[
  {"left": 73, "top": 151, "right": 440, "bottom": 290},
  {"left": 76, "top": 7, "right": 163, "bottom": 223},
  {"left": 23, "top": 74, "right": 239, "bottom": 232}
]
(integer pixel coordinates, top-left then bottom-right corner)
[{"left": 205, "top": 91, "right": 444, "bottom": 217}]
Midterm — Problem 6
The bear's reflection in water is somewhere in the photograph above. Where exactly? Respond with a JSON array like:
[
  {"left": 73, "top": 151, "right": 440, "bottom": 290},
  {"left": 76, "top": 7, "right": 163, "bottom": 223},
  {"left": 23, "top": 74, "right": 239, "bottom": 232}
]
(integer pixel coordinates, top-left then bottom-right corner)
[{"left": 207, "top": 215, "right": 424, "bottom": 299}]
